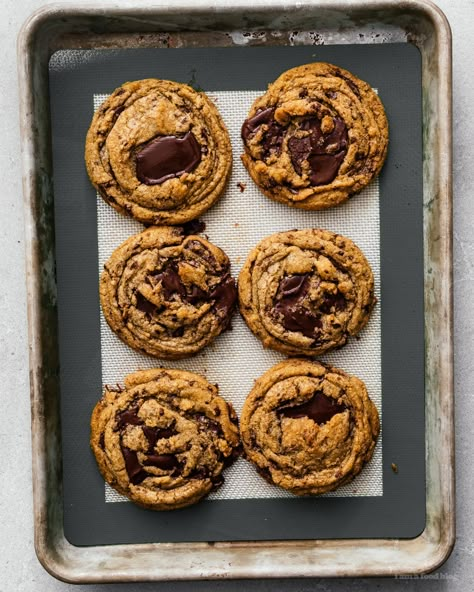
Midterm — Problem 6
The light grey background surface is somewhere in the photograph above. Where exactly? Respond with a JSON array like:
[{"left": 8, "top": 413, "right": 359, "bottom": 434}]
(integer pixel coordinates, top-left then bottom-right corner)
[{"left": 1, "top": 0, "right": 469, "bottom": 589}]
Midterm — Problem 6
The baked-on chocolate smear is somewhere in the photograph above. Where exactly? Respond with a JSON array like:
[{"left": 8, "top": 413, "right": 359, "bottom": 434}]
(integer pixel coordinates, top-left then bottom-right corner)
[
  {"left": 274, "top": 274, "right": 322, "bottom": 338},
  {"left": 279, "top": 391, "right": 347, "bottom": 425},
  {"left": 288, "top": 116, "right": 348, "bottom": 186},
  {"left": 136, "top": 131, "right": 201, "bottom": 185}
]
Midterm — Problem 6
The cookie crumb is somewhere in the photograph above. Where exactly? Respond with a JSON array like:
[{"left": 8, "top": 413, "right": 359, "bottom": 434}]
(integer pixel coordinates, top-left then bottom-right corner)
[
  {"left": 237, "top": 182, "right": 246, "bottom": 192},
  {"left": 391, "top": 462, "right": 398, "bottom": 474}
]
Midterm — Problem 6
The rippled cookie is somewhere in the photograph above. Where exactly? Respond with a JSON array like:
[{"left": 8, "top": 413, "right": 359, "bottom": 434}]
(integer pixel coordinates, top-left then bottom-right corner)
[
  {"left": 241, "top": 63, "right": 388, "bottom": 209},
  {"left": 85, "top": 79, "right": 231, "bottom": 224},
  {"left": 240, "top": 359, "right": 379, "bottom": 495},
  {"left": 90, "top": 368, "right": 240, "bottom": 510},
  {"left": 100, "top": 225, "right": 237, "bottom": 359},
  {"left": 239, "top": 229, "right": 375, "bottom": 356}
]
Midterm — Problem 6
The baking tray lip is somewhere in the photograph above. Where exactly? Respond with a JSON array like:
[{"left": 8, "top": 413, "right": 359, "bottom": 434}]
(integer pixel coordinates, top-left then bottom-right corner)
[{"left": 18, "top": 0, "right": 453, "bottom": 582}]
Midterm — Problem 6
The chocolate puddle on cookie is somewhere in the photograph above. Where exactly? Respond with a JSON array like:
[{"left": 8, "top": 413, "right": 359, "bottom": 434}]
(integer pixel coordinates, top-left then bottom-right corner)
[
  {"left": 273, "top": 274, "right": 322, "bottom": 338},
  {"left": 279, "top": 392, "right": 347, "bottom": 425},
  {"left": 135, "top": 131, "right": 201, "bottom": 185},
  {"left": 288, "top": 116, "right": 348, "bottom": 186}
]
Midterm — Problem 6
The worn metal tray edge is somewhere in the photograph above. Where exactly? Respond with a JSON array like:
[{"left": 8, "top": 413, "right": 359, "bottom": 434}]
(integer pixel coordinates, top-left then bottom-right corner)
[{"left": 17, "top": 0, "right": 453, "bottom": 582}]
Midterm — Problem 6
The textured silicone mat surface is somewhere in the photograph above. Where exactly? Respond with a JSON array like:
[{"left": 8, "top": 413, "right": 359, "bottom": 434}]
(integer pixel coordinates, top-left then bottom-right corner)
[
  {"left": 49, "top": 44, "right": 424, "bottom": 545},
  {"left": 94, "top": 90, "right": 382, "bottom": 502}
]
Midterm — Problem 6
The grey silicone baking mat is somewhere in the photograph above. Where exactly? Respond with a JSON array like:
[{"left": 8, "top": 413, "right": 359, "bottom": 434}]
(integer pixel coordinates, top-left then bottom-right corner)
[{"left": 49, "top": 43, "right": 424, "bottom": 546}]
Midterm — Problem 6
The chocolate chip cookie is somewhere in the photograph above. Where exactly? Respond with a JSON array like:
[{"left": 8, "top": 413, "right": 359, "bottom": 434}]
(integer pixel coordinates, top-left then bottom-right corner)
[
  {"left": 85, "top": 79, "right": 232, "bottom": 225},
  {"left": 90, "top": 368, "right": 240, "bottom": 510},
  {"left": 100, "top": 225, "right": 237, "bottom": 359},
  {"left": 240, "top": 359, "right": 379, "bottom": 495},
  {"left": 238, "top": 229, "right": 375, "bottom": 356},
  {"left": 241, "top": 63, "right": 388, "bottom": 209}
]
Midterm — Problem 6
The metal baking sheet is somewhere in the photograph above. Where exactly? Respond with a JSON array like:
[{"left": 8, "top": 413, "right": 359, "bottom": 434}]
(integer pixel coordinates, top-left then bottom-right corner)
[{"left": 18, "top": 0, "right": 453, "bottom": 582}]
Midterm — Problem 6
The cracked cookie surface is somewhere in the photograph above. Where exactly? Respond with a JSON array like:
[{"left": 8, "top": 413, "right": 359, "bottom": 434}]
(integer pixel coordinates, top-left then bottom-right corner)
[
  {"left": 240, "top": 359, "right": 379, "bottom": 495},
  {"left": 85, "top": 78, "right": 231, "bottom": 224},
  {"left": 100, "top": 225, "right": 237, "bottom": 359},
  {"left": 90, "top": 368, "right": 240, "bottom": 510},
  {"left": 238, "top": 229, "right": 375, "bottom": 357},
  {"left": 241, "top": 62, "right": 388, "bottom": 209}
]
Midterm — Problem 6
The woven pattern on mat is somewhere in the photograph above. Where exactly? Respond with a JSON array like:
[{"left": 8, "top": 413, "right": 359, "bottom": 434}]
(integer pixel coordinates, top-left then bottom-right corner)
[{"left": 93, "top": 90, "right": 383, "bottom": 501}]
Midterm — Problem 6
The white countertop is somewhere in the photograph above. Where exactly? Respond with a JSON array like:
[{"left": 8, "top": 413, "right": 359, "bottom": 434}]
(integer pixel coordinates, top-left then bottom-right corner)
[{"left": 1, "top": 0, "right": 470, "bottom": 589}]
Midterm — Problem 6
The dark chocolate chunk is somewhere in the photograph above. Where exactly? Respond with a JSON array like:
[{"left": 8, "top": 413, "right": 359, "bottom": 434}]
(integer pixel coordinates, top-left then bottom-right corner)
[
  {"left": 143, "top": 453, "right": 181, "bottom": 471},
  {"left": 308, "top": 151, "right": 346, "bottom": 186},
  {"left": 181, "top": 219, "right": 206, "bottom": 235},
  {"left": 152, "top": 258, "right": 222, "bottom": 306},
  {"left": 191, "top": 468, "right": 210, "bottom": 480},
  {"left": 338, "top": 72, "right": 361, "bottom": 97},
  {"left": 274, "top": 274, "right": 322, "bottom": 338},
  {"left": 142, "top": 426, "right": 176, "bottom": 450},
  {"left": 154, "top": 263, "right": 187, "bottom": 300},
  {"left": 261, "top": 121, "right": 285, "bottom": 157},
  {"left": 288, "top": 116, "right": 348, "bottom": 185},
  {"left": 186, "top": 284, "right": 208, "bottom": 304},
  {"left": 279, "top": 391, "right": 347, "bottom": 424},
  {"left": 122, "top": 446, "right": 148, "bottom": 484},
  {"left": 135, "top": 291, "right": 158, "bottom": 315},
  {"left": 319, "top": 291, "right": 347, "bottom": 314},
  {"left": 288, "top": 136, "right": 312, "bottom": 175},
  {"left": 116, "top": 406, "right": 142, "bottom": 430},
  {"left": 223, "top": 444, "right": 242, "bottom": 467},
  {"left": 195, "top": 413, "right": 222, "bottom": 435},
  {"left": 321, "top": 118, "right": 348, "bottom": 153},
  {"left": 136, "top": 131, "right": 201, "bottom": 185},
  {"left": 185, "top": 240, "right": 218, "bottom": 268},
  {"left": 241, "top": 108, "right": 275, "bottom": 141},
  {"left": 278, "top": 274, "right": 310, "bottom": 298},
  {"left": 256, "top": 466, "right": 273, "bottom": 484},
  {"left": 302, "top": 116, "right": 324, "bottom": 141},
  {"left": 276, "top": 305, "right": 323, "bottom": 337},
  {"left": 211, "top": 474, "right": 224, "bottom": 489},
  {"left": 211, "top": 275, "right": 237, "bottom": 316}
]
